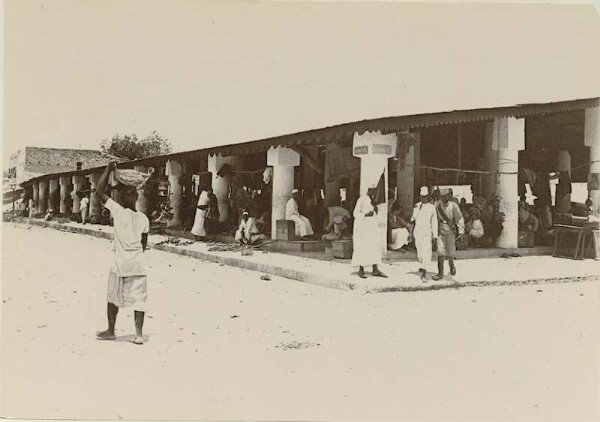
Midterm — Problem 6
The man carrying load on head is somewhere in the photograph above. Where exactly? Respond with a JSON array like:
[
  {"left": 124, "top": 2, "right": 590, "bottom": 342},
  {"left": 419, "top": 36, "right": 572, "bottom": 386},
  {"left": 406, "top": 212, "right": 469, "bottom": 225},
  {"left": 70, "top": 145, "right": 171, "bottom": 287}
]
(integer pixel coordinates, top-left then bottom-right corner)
[{"left": 95, "top": 163, "right": 151, "bottom": 345}]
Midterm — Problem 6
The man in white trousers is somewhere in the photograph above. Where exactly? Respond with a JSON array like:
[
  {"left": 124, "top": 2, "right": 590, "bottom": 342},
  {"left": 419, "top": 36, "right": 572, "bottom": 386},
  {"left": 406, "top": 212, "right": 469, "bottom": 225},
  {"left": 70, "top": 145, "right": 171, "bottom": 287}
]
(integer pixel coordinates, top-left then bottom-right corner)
[{"left": 410, "top": 186, "right": 438, "bottom": 282}]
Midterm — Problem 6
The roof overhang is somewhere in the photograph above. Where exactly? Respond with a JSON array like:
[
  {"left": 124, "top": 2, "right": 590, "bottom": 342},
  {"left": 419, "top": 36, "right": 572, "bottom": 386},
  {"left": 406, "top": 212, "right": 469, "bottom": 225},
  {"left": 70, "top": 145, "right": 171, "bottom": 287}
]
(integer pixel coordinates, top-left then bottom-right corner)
[{"left": 20, "top": 96, "right": 599, "bottom": 187}]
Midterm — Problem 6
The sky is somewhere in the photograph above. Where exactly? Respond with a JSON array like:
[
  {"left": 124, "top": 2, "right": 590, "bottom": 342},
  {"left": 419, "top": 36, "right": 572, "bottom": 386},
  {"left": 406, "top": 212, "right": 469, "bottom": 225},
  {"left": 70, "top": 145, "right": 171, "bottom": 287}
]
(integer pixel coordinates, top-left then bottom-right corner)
[{"left": 3, "top": 1, "right": 600, "bottom": 167}]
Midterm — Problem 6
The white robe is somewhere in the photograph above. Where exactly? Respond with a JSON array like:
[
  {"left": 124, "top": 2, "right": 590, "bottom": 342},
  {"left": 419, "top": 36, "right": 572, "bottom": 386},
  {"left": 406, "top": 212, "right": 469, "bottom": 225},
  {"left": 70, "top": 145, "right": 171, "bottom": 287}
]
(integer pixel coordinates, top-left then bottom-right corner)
[
  {"left": 351, "top": 195, "right": 382, "bottom": 267},
  {"left": 235, "top": 217, "right": 263, "bottom": 242},
  {"left": 285, "top": 198, "right": 314, "bottom": 237},
  {"left": 410, "top": 201, "right": 438, "bottom": 269},
  {"left": 191, "top": 191, "right": 209, "bottom": 237},
  {"left": 389, "top": 227, "right": 410, "bottom": 250}
]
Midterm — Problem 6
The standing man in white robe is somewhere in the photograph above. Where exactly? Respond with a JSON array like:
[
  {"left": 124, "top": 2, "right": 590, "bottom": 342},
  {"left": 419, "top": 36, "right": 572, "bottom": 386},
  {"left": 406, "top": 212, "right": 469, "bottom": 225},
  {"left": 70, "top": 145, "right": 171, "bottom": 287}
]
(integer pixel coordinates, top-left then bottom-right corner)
[
  {"left": 411, "top": 186, "right": 438, "bottom": 281},
  {"left": 352, "top": 186, "right": 387, "bottom": 279},
  {"left": 285, "top": 189, "right": 314, "bottom": 239},
  {"left": 191, "top": 187, "right": 210, "bottom": 241}
]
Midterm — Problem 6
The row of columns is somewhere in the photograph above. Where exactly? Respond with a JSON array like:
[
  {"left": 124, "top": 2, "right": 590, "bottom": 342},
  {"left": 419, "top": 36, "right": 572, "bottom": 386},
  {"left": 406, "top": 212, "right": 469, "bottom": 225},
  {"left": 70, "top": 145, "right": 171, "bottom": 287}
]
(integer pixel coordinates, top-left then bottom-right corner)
[{"left": 23, "top": 106, "right": 600, "bottom": 251}]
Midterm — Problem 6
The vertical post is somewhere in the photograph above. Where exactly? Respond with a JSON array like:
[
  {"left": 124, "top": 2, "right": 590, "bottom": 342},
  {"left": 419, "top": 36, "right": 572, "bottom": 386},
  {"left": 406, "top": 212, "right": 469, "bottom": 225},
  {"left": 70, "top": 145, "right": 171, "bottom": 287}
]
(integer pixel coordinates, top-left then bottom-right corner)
[
  {"left": 556, "top": 150, "right": 572, "bottom": 212},
  {"left": 38, "top": 180, "right": 48, "bottom": 214},
  {"left": 396, "top": 132, "right": 416, "bottom": 218},
  {"left": 48, "top": 178, "right": 59, "bottom": 212},
  {"left": 484, "top": 122, "right": 498, "bottom": 198},
  {"left": 166, "top": 160, "right": 183, "bottom": 227},
  {"left": 133, "top": 166, "right": 148, "bottom": 214},
  {"left": 493, "top": 117, "right": 525, "bottom": 249},
  {"left": 457, "top": 123, "right": 462, "bottom": 184},
  {"left": 207, "top": 154, "right": 233, "bottom": 223},
  {"left": 267, "top": 147, "right": 301, "bottom": 239},
  {"left": 324, "top": 145, "right": 340, "bottom": 207},
  {"left": 32, "top": 182, "right": 39, "bottom": 215},
  {"left": 71, "top": 175, "right": 81, "bottom": 214},
  {"left": 89, "top": 173, "right": 102, "bottom": 218},
  {"left": 585, "top": 107, "right": 600, "bottom": 216},
  {"left": 59, "top": 176, "right": 72, "bottom": 214},
  {"left": 353, "top": 131, "right": 398, "bottom": 257}
]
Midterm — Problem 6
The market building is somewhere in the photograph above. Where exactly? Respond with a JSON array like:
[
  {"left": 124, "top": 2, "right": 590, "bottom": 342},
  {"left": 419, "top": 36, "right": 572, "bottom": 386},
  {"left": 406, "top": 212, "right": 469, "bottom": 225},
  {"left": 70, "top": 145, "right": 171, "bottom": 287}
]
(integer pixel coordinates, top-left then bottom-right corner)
[{"left": 18, "top": 97, "right": 600, "bottom": 254}]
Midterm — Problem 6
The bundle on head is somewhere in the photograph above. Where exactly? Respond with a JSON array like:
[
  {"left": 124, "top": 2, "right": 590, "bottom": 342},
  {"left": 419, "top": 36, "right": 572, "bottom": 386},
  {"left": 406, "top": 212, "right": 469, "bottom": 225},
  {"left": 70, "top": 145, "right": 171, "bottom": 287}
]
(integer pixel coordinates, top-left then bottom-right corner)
[{"left": 112, "top": 167, "right": 155, "bottom": 188}]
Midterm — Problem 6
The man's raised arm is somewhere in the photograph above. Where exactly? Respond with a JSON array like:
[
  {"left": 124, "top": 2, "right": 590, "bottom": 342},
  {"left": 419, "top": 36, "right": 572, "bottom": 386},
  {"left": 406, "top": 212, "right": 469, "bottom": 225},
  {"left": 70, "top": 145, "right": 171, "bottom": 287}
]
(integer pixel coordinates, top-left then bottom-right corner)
[{"left": 95, "top": 162, "right": 117, "bottom": 205}]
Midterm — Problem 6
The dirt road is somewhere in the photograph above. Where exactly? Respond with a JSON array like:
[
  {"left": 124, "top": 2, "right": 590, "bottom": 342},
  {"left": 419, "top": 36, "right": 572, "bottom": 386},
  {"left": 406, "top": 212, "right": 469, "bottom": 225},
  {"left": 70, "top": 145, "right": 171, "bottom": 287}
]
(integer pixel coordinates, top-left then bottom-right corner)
[{"left": 1, "top": 224, "right": 598, "bottom": 420}]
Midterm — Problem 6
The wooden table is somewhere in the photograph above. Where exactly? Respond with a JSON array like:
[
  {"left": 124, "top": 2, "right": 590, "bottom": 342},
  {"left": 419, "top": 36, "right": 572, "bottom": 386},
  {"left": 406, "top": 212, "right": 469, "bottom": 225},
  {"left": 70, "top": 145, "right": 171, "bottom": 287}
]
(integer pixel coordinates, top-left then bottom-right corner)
[{"left": 553, "top": 225, "right": 599, "bottom": 260}]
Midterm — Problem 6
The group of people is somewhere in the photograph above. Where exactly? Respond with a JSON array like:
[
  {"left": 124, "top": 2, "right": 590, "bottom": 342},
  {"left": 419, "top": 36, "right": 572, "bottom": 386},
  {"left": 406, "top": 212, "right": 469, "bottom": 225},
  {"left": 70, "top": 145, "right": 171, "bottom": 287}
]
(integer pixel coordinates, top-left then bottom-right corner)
[{"left": 351, "top": 185, "right": 468, "bottom": 282}]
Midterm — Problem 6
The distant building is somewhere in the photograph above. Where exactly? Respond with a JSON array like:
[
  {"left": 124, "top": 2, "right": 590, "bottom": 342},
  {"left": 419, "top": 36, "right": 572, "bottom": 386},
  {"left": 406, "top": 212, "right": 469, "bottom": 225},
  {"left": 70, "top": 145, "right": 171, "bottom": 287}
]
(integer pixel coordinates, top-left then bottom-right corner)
[{"left": 8, "top": 147, "right": 121, "bottom": 186}]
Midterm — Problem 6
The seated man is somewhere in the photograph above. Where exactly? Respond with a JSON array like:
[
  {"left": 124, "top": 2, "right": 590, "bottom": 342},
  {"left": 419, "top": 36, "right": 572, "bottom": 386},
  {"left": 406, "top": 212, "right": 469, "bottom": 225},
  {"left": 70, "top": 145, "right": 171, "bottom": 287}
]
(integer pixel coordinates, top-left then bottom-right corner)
[
  {"left": 285, "top": 189, "right": 314, "bottom": 239},
  {"left": 235, "top": 210, "right": 266, "bottom": 244},
  {"left": 518, "top": 199, "right": 539, "bottom": 232},
  {"left": 322, "top": 200, "right": 351, "bottom": 241},
  {"left": 44, "top": 209, "right": 54, "bottom": 221},
  {"left": 387, "top": 201, "right": 411, "bottom": 250},
  {"left": 585, "top": 198, "right": 600, "bottom": 222}
]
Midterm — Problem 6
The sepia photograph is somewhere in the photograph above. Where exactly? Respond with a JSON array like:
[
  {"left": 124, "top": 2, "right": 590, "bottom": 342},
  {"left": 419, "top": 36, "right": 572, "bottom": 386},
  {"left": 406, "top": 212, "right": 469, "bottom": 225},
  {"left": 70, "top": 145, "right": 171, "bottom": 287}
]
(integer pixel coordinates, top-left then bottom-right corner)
[{"left": 1, "top": 0, "right": 599, "bottom": 420}]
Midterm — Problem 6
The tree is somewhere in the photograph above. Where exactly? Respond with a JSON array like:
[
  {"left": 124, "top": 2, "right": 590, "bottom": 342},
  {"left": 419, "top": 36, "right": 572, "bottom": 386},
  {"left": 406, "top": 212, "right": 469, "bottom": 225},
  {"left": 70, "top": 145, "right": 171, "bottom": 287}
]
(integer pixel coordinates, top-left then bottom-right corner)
[{"left": 100, "top": 131, "right": 172, "bottom": 160}]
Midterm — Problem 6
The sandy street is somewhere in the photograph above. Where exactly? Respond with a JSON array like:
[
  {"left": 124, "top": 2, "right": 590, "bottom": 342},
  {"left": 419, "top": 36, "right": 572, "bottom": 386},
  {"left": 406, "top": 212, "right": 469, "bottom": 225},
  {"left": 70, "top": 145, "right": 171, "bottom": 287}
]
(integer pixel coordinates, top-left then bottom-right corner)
[{"left": 1, "top": 223, "right": 599, "bottom": 421}]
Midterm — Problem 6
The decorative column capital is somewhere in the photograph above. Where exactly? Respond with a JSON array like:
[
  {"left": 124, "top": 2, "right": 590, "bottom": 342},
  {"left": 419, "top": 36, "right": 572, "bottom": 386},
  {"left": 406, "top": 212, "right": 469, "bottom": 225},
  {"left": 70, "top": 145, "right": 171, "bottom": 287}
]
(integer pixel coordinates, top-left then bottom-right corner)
[
  {"left": 166, "top": 160, "right": 183, "bottom": 177},
  {"left": 208, "top": 154, "right": 234, "bottom": 174},
  {"left": 267, "top": 146, "right": 300, "bottom": 167},
  {"left": 352, "top": 130, "right": 397, "bottom": 158}
]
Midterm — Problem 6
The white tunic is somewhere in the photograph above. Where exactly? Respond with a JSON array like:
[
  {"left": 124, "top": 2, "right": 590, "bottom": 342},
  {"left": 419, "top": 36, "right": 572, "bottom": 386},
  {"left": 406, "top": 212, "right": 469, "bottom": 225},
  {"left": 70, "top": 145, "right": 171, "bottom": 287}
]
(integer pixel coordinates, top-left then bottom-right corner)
[
  {"left": 191, "top": 190, "right": 209, "bottom": 237},
  {"left": 411, "top": 201, "right": 438, "bottom": 238},
  {"left": 104, "top": 198, "right": 150, "bottom": 277},
  {"left": 285, "top": 198, "right": 314, "bottom": 237},
  {"left": 411, "top": 201, "right": 438, "bottom": 268},
  {"left": 351, "top": 195, "right": 382, "bottom": 267},
  {"left": 235, "top": 217, "right": 260, "bottom": 241}
]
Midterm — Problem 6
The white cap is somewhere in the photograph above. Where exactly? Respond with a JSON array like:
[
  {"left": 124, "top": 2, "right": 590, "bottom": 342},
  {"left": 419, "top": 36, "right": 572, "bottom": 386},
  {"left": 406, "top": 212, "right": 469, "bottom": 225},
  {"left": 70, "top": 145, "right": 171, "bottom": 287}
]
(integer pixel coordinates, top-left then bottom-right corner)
[
  {"left": 242, "top": 211, "right": 249, "bottom": 215},
  {"left": 419, "top": 186, "right": 429, "bottom": 196},
  {"left": 291, "top": 188, "right": 299, "bottom": 194}
]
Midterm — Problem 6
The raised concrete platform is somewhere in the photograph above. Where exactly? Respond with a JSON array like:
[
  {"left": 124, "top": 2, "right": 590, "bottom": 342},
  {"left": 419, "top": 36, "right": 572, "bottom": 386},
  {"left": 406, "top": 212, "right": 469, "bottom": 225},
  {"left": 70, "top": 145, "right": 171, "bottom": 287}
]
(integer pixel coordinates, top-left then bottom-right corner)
[
  {"left": 262, "top": 239, "right": 325, "bottom": 253},
  {"left": 19, "top": 218, "right": 600, "bottom": 293}
]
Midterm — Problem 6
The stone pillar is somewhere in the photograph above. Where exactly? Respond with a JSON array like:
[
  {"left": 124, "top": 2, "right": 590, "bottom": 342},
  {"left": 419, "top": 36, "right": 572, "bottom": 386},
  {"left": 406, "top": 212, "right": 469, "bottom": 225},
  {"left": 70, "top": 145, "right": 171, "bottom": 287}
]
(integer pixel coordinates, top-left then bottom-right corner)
[
  {"left": 556, "top": 150, "right": 572, "bottom": 212},
  {"left": 89, "top": 173, "right": 102, "bottom": 218},
  {"left": 71, "top": 175, "right": 82, "bottom": 213},
  {"left": 207, "top": 154, "right": 233, "bottom": 223},
  {"left": 484, "top": 121, "right": 499, "bottom": 198},
  {"left": 133, "top": 166, "right": 148, "bottom": 214},
  {"left": 38, "top": 180, "right": 48, "bottom": 213},
  {"left": 166, "top": 160, "right": 183, "bottom": 227},
  {"left": 493, "top": 117, "right": 525, "bottom": 249},
  {"left": 585, "top": 107, "right": 600, "bottom": 216},
  {"left": 396, "top": 132, "right": 418, "bottom": 217},
  {"left": 32, "top": 183, "right": 39, "bottom": 214},
  {"left": 48, "top": 178, "right": 59, "bottom": 212},
  {"left": 267, "top": 146, "right": 300, "bottom": 238},
  {"left": 353, "top": 130, "right": 398, "bottom": 256},
  {"left": 59, "top": 176, "right": 72, "bottom": 214}
]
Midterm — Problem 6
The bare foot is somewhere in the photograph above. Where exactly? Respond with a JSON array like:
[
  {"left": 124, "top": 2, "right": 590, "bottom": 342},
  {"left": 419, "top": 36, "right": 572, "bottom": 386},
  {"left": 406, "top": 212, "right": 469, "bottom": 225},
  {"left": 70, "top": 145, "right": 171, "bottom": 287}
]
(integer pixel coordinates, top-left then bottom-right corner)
[
  {"left": 132, "top": 335, "right": 144, "bottom": 345},
  {"left": 96, "top": 330, "right": 115, "bottom": 340}
]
